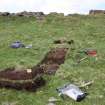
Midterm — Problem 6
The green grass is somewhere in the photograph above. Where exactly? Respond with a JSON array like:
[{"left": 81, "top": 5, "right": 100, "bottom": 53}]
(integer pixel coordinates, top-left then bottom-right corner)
[{"left": 0, "top": 14, "right": 105, "bottom": 105}]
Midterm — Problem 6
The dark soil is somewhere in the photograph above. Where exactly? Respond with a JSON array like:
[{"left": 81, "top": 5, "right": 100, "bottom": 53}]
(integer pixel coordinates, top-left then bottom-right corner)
[
  {"left": 54, "top": 39, "right": 74, "bottom": 45},
  {"left": 40, "top": 48, "right": 68, "bottom": 74},
  {"left": 0, "top": 48, "right": 68, "bottom": 91},
  {"left": 0, "top": 77, "right": 46, "bottom": 91}
]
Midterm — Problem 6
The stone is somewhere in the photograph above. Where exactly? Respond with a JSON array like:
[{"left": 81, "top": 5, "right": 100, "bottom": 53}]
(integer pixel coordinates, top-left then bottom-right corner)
[
  {"left": 47, "top": 103, "right": 55, "bottom": 105},
  {"left": 1, "top": 12, "right": 10, "bottom": 16},
  {"left": 89, "top": 10, "right": 105, "bottom": 15},
  {"left": 48, "top": 97, "right": 58, "bottom": 102}
]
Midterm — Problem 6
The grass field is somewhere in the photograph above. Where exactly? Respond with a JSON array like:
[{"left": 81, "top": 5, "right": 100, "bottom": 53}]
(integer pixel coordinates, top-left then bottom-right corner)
[{"left": 0, "top": 14, "right": 105, "bottom": 105}]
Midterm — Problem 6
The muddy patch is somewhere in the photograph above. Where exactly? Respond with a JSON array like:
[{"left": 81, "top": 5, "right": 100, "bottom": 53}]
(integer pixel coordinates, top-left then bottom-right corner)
[
  {"left": 0, "top": 77, "right": 45, "bottom": 91},
  {"left": 54, "top": 39, "right": 74, "bottom": 45},
  {"left": 0, "top": 48, "right": 68, "bottom": 91},
  {"left": 40, "top": 48, "right": 68, "bottom": 74}
]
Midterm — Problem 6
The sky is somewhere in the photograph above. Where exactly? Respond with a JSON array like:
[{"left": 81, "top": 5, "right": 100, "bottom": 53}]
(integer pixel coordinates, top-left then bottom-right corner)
[{"left": 0, "top": 0, "right": 105, "bottom": 15}]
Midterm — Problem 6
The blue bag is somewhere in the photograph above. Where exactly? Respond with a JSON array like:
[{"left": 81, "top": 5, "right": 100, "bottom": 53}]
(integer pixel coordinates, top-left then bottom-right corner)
[{"left": 11, "top": 41, "right": 25, "bottom": 48}]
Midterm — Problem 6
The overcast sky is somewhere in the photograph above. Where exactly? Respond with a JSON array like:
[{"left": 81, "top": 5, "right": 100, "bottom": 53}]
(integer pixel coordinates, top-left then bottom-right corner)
[{"left": 0, "top": 0, "right": 105, "bottom": 15}]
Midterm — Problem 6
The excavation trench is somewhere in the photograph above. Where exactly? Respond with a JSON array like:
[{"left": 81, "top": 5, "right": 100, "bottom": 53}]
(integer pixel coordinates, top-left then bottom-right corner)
[{"left": 0, "top": 48, "right": 68, "bottom": 91}]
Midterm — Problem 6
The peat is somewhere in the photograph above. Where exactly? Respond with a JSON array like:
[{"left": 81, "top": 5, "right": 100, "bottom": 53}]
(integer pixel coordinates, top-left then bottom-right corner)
[
  {"left": 54, "top": 39, "right": 74, "bottom": 45},
  {"left": 0, "top": 48, "right": 68, "bottom": 91}
]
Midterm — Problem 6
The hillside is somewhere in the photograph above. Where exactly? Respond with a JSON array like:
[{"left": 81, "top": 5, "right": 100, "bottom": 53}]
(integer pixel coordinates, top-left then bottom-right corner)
[{"left": 0, "top": 14, "right": 105, "bottom": 105}]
